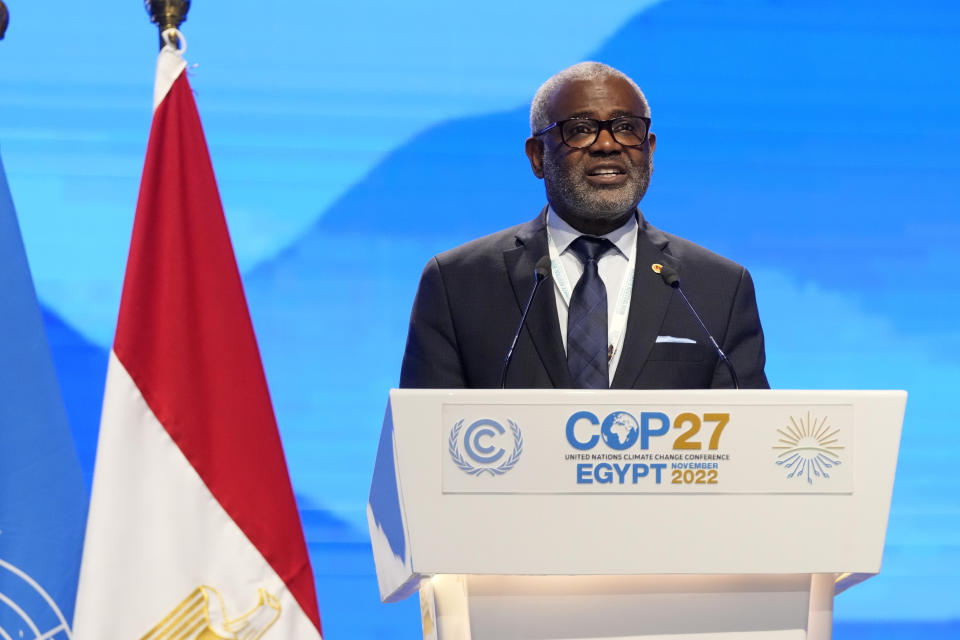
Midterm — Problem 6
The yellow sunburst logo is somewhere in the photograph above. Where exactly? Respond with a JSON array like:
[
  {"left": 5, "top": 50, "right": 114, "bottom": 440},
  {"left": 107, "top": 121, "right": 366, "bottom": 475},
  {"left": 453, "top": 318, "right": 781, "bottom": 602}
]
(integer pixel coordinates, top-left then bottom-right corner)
[{"left": 772, "top": 412, "right": 843, "bottom": 484}]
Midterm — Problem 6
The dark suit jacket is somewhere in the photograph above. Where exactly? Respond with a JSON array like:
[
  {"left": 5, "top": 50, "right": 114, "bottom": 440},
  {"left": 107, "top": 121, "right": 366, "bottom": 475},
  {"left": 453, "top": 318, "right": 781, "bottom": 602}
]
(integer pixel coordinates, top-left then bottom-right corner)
[{"left": 399, "top": 210, "right": 769, "bottom": 389}]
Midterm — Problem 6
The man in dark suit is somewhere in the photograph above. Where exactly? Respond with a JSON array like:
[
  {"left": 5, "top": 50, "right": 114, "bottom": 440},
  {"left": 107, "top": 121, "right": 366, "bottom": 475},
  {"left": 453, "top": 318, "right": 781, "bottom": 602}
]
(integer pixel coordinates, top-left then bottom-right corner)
[{"left": 399, "top": 62, "right": 768, "bottom": 390}]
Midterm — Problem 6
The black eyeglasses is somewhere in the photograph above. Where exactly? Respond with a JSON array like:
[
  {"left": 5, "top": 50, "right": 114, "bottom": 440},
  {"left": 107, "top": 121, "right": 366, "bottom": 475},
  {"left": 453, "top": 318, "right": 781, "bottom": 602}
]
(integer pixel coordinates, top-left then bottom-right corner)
[{"left": 534, "top": 116, "right": 651, "bottom": 149}]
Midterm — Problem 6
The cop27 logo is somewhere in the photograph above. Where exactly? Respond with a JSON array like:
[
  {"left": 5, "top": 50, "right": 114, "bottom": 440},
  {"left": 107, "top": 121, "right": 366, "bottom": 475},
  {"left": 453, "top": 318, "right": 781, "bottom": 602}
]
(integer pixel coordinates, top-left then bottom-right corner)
[
  {"left": 565, "top": 410, "right": 730, "bottom": 451},
  {"left": 448, "top": 419, "right": 523, "bottom": 476}
]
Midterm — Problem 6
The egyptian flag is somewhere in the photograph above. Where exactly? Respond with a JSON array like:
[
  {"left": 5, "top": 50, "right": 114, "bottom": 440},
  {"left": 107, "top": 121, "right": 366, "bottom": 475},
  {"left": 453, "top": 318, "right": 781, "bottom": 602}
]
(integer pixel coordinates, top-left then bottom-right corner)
[{"left": 73, "top": 33, "right": 322, "bottom": 639}]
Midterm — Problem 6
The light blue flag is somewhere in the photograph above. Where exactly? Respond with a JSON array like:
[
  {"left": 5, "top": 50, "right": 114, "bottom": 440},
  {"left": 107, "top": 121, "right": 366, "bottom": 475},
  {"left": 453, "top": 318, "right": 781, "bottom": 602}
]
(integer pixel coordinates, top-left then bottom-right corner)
[{"left": 0, "top": 149, "right": 87, "bottom": 639}]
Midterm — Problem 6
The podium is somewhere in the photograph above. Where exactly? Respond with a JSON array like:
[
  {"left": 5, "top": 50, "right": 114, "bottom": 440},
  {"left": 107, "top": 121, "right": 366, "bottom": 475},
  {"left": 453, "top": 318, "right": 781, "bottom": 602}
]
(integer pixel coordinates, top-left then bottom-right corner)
[{"left": 368, "top": 389, "right": 905, "bottom": 640}]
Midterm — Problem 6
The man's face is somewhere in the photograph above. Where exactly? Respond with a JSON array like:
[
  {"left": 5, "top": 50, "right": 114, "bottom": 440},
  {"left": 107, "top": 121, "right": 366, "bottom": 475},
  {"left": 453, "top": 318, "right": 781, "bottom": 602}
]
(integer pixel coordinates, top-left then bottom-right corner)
[{"left": 526, "top": 75, "right": 656, "bottom": 235}]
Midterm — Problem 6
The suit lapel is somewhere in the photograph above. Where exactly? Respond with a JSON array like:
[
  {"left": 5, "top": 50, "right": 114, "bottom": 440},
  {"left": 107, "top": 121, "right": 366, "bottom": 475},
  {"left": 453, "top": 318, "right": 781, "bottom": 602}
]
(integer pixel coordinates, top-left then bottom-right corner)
[
  {"left": 503, "top": 209, "right": 573, "bottom": 388},
  {"left": 611, "top": 218, "right": 679, "bottom": 389}
]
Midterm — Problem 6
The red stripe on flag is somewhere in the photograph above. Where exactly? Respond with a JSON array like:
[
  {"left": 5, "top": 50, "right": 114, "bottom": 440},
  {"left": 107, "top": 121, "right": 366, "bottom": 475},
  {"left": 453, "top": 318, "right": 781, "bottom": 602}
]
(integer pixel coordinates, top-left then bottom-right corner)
[{"left": 114, "top": 71, "right": 321, "bottom": 633}]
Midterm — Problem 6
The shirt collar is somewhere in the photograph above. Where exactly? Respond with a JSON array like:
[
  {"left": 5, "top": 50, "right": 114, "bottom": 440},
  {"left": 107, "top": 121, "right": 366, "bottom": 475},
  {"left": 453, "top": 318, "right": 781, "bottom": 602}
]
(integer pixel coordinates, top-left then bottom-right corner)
[{"left": 546, "top": 205, "right": 638, "bottom": 259}]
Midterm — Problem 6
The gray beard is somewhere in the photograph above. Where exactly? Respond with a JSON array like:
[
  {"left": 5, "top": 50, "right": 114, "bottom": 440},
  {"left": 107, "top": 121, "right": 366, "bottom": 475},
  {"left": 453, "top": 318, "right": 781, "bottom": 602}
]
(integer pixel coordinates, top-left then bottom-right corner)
[{"left": 543, "top": 147, "right": 652, "bottom": 226}]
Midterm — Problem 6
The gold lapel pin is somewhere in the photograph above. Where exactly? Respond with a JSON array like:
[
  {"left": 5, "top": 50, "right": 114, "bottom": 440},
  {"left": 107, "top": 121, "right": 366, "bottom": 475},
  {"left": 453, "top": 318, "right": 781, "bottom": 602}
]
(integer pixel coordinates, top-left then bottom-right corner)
[{"left": 651, "top": 263, "right": 663, "bottom": 274}]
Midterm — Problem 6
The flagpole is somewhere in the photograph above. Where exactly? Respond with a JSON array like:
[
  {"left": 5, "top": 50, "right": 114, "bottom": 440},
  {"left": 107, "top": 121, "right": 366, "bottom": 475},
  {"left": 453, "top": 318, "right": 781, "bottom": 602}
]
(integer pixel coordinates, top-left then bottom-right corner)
[
  {"left": 0, "top": 1, "right": 9, "bottom": 40},
  {"left": 145, "top": 0, "right": 190, "bottom": 49}
]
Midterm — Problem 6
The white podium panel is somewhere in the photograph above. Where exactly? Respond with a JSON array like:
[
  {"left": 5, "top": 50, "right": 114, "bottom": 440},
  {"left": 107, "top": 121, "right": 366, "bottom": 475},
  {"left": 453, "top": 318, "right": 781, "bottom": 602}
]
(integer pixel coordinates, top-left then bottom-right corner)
[
  {"left": 419, "top": 573, "right": 834, "bottom": 640},
  {"left": 368, "top": 389, "right": 905, "bottom": 640}
]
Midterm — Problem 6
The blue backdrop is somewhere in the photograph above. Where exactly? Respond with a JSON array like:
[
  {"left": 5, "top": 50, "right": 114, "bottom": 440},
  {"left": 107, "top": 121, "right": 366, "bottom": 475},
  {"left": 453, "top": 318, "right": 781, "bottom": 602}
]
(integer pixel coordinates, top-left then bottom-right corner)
[{"left": 1, "top": 0, "right": 958, "bottom": 637}]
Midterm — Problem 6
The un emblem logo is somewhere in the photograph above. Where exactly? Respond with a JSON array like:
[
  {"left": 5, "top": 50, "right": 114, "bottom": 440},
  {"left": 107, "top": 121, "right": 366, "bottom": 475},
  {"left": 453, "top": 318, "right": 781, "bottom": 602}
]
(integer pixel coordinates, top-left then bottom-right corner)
[
  {"left": 448, "top": 418, "right": 523, "bottom": 476},
  {"left": 0, "top": 558, "right": 73, "bottom": 640}
]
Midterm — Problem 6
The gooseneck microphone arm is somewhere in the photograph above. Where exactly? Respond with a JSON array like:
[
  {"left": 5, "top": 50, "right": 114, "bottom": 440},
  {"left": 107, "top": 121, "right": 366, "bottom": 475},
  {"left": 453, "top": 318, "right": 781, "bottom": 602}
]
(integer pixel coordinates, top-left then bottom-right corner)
[
  {"left": 500, "top": 256, "right": 552, "bottom": 389},
  {"left": 658, "top": 265, "right": 741, "bottom": 390}
]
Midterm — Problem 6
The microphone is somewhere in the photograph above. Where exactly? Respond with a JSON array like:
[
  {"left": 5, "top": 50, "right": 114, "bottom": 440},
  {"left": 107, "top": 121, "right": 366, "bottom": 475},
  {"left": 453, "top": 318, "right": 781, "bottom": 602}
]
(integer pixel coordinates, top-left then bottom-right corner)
[
  {"left": 500, "top": 256, "right": 552, "bottom": 388},
  {"left": 658, "top": 265, "right": 740, "bottom": 389}
]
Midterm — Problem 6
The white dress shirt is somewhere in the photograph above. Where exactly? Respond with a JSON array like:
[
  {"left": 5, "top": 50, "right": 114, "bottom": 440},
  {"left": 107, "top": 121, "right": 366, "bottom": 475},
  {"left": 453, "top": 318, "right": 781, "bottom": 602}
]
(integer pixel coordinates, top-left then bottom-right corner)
[{"left": 546, "top": 207, "right": 637, "bottom": 383}]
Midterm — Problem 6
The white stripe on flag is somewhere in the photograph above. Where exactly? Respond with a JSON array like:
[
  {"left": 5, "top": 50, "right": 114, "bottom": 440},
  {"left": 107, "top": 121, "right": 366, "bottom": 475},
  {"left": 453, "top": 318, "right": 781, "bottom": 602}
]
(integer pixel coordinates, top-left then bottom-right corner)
[{"left": 73, "top": 353, "right": 320, "bottom": 639}]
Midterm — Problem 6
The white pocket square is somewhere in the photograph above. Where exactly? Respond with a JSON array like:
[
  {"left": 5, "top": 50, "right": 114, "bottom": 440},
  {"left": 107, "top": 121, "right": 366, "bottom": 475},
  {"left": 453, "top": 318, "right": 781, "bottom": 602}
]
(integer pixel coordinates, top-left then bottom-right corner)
[{"left": 656, "top": 336, "right": 696, "bottom": 344}]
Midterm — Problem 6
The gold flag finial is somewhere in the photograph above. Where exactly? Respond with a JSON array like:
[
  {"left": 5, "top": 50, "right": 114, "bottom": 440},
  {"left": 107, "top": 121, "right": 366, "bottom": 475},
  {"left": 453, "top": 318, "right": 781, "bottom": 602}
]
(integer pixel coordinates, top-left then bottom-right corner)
[
  {"left": 0, "top": 1, "right": 10, "bottom": 41},
  {"left": 145, "top": 0, "right": 190, "bottom": 48}
]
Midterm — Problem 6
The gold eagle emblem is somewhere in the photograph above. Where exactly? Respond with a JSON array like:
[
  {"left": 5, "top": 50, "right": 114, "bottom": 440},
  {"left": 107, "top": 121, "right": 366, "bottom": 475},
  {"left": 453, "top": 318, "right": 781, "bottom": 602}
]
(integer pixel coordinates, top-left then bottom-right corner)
[{"left": 141, "top": 585, "right": 281, "bottom": 640}]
